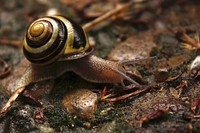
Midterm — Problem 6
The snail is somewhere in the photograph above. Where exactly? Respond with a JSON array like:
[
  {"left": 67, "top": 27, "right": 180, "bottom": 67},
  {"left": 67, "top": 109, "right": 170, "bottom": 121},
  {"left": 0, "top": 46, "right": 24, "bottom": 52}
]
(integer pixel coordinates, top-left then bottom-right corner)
[{"left": 0, "top": 15, "right": 140, "bottom": 115}]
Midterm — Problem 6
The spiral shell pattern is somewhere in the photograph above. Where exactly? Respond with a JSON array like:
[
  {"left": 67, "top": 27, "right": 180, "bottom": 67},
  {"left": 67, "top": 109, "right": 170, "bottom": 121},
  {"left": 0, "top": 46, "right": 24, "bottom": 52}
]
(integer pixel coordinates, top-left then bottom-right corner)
[{"left": 23, "top": 15, "right": 93, "bottom": 65}]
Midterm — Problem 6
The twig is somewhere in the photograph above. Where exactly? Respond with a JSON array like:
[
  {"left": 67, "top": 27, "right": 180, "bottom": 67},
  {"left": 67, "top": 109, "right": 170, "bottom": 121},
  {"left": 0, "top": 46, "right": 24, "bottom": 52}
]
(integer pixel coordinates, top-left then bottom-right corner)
[
  {"left": 0, "top": 87, "right": 25, "bottom": 116},
  {"left": 140, "top": 107, "right": 169, "bottom": 128},
  {"left": 103, "top": 85, "right": 151, "bottom": 102},
  {"left": 0, "top": 59, "right": 11, "bottom": 78},
  {"left": 0, "top": 0, "right": 147, "bottom": 47},
  {"left": 83, "top": 0, "right": 147, "bottom": 32},
  {"left": 0, "top": 38, "right": 22, "bottom": 48},
  {"left": 191, "top": 95, "right": 200, "bottom": 113}
]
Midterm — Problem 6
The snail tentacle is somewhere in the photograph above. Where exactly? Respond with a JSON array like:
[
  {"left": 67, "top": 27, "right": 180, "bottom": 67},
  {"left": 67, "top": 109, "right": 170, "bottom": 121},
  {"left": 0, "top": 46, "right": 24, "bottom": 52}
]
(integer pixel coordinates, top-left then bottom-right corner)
[
  {"left": 112, "top": 68, "right": 140, "bottom": 86},
  {"left": 68, "top": 55, "right": 140, "bottom": 85},
  {"left": 118, "top": 56, "right": 157, "bottom": 65},
  {"left": 0, "top": 15, "right": 142, "bottom": 116}
]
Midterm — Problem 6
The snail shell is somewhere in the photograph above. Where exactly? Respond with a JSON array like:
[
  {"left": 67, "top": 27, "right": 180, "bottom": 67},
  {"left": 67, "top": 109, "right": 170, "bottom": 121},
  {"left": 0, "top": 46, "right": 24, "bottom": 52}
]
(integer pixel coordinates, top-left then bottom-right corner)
[
  {"left": 23, "top": 15, "right": 93, "bottom": 65},
  {"left": 0, "top": 15, "right": 143, "bottom": 116}
]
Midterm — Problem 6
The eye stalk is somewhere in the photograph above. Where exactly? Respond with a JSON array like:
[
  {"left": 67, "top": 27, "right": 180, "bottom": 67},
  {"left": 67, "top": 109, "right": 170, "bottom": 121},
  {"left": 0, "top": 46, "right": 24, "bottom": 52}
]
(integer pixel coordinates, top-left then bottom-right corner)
[{"left": 1, "top": 15, "right": 142, "bottom": 116}]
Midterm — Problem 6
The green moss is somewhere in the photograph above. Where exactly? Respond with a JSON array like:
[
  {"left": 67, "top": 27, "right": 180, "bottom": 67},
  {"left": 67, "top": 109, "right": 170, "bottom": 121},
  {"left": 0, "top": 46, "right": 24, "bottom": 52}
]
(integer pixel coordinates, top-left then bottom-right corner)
[
  {"left": 44, "top": 104, "right": 78, "bottom": 128},
  {"left": 114, "top": 120, "right": 135, "bottom": 133},
  {"left": 94, "top": 105, "right": 121, "bottom": 124},
  {"left": 193, "top": 121, "right": 200, "bottom": 133}
]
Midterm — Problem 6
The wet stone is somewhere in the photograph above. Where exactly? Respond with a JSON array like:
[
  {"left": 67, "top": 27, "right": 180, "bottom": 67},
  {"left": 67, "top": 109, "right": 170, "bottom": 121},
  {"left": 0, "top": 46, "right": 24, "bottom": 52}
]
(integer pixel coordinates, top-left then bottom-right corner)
[
  {"left": 190, "top": 55, "right": 200, "bottom": 70},
  {"left": 108, "top": 31, "right": 156, "bottom": 61},
  {"left": 154, "top": 68, "right": 169, "bottom": 82},
  {"left": 62, "top": 88, "right": 98, "bottom": 120}
]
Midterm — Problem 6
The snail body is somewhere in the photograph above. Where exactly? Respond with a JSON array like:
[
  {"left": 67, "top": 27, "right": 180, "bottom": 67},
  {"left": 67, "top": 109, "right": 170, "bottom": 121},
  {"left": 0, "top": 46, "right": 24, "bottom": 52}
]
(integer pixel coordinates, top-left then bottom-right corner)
[
  {"left": 21, "top": 15, "right": 137, "bottom": 84},
  {"left": 1, "top": 15, "right": 139, "bottom": 115}
]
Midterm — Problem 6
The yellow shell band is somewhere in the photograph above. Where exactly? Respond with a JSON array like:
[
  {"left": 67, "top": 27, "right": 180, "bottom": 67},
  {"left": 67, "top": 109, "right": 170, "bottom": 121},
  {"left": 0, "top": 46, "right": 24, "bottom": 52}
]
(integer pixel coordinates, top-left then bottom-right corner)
[{"left": 24, "top": 17, "right": 58, "bottom": 54}]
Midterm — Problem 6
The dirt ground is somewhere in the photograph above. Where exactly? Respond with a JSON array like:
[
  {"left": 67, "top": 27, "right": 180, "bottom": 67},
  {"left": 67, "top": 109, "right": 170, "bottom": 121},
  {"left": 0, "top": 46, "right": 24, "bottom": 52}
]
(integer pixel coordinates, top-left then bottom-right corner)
[{"left": 0, "top": 0, "right": 200, "bottom": 132}]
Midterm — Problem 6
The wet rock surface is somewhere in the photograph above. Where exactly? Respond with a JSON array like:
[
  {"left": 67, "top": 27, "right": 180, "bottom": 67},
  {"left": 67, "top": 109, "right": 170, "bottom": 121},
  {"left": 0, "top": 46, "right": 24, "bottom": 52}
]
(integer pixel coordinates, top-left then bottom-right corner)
[
  {"left": 108, "top": 31, "right": 156, "bottom": 61},
  {"left": 62, "top": 88, "right": 98, "bottom": 120}
]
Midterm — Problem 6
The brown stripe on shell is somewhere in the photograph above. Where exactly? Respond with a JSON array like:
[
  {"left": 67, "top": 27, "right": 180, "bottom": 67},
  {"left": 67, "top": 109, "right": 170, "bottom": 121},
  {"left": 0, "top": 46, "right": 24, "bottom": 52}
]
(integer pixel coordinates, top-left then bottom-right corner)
[
  {"left": 26, "top": 20, "right": 53, "bottom": 48},
  {"left": 24, "top": 17, "right": 68, "bottom": 64},
  {"left": 67, "top": 18, "right": 87, "bottom": 49}
]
